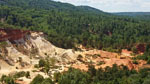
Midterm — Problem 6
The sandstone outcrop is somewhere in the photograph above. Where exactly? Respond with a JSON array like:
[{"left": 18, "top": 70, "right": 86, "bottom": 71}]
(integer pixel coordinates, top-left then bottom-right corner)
[{"left": 0, "top": 28, "right": 77, "bottom": 69}]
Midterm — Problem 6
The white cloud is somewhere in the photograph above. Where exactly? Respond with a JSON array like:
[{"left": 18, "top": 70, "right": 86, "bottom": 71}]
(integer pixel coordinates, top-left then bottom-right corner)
[
  {"left": 141, "top": 1, "right": 150, "bottom": 8},
  {"left": 54, "top": 0, "right": 150, "bottom": 12}
]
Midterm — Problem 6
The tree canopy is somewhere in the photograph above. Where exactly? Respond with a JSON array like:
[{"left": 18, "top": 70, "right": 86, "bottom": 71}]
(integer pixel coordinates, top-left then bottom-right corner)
[{"left": 0, "top": 0, "right": 150, "bottom": 51}]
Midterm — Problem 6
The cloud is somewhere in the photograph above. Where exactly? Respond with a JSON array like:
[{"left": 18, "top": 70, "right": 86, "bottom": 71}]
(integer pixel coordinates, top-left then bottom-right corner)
[{"left": 54, "top": 0, "right": 150, "bottom": 12}]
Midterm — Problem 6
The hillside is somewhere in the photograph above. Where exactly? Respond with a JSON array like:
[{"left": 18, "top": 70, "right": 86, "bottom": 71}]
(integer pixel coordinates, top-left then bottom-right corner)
[
  {"left": 113, "top": 12, "right": 150, "bottom": 21},
  {"left": 0, "top": 0, "right": 105, "bottom": 14},
  {"left": 0, "top": 28, "right": 148, "bottom": 84},
  {"left": 113, "top": 12, "right": 150, "bottom": 16},
  {"left": 0, "top": 0, "right": 150, "bottom": 52}
]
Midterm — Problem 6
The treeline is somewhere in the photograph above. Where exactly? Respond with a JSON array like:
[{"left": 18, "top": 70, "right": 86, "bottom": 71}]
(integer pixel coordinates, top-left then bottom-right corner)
[
  {"left": 31, "top": 65, "right": 150, "bottom": 84},
  {"left": 57, "top": 65, "right": 150, "bottom": 84},
  {"left": 0, "top": 0, "right": 150, "bottom": 50},
  {"left": 113, "top": 12, "right": 150, "bottom": 21},
  {"left": 1, "top": 64, "right": 150, "bottom": 84}
]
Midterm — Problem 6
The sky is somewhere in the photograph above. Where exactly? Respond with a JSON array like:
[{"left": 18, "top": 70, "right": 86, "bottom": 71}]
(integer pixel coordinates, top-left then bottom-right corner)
[{"left": 54, "top": 0, "right": 150, "bottom": 12}]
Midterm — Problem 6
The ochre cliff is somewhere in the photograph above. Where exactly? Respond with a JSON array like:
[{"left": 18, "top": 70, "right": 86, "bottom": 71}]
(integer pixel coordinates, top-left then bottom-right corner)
[{"left": 0, "top": 28, "right": 77, "bottom": 70}]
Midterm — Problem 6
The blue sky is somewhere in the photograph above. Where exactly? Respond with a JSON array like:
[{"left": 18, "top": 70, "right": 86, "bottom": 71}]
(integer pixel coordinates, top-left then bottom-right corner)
[{"left": 54, "top": 0, "right": 150, "bottom": 12}]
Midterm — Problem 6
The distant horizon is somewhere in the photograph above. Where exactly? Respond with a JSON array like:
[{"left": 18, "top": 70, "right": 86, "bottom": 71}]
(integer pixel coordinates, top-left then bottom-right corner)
[{"left": 54, "top": 0, "right": 150, "bottom": 12}]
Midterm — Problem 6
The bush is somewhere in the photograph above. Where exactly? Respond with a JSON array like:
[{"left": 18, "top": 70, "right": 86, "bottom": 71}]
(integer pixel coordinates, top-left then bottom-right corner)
[
  {"left": 25, "top": 71, "right": 30, "bottom": 78},
  {"left": 30, "top": 74, "right": 54, "bottom": 84},
  {"left": 132, "top": 47, "right": 138, "bottom": 54},
  {"left": 41, "top": 78, "right": 54, "bottom": 84},
  {"left": 77, "top": 54, "right": 83, "bottom": 60},
  {"left": 0, "top": 41, "right": 8, "bottom": 48},
  {"left": 30, "top": 74, "right": 44, "bottom": 84},
  {"left": 13, "top": 71, "right": 26, "bottom": 78},
  {"left": 39, "top": 59, "right": 46, "bottom": 67},
  {"left": 131, "top": 53, "right": 136, "bottom": 56},
  {"left": 102, "top": 47, "right": 118, "bottom": 53},
  {"left": 34, "top": 64, "right": 39, "bottom": 68},
  {"left": 0, "top": 75, "right": 16, "bottom": 84},
  {"left": 133, "top": 60, "right": 138, "bottom": 64},
  {"left": 54, "top": 72, "right": 61, "bottom": 82},
  {"left": 97, "top": 61, "right": 105, "bottom": 65},
  {"left": 58, "top": 68, "right": 90, "bottom": 84}
]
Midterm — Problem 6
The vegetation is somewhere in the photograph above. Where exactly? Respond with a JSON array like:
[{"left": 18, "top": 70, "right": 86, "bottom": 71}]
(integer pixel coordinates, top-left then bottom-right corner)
[
  {"left": 26, "top": 71, "right": 30, "bottom": 78},
  {"left": 132, "top": 46, "right": 138, "bottom": 54},
  {"left": 30, "top": 74, "right": 54, "bottom": 84},
  {"left": 37, "top": 57, "right": 56, "bottom": 74},
  {"left": 134, "top": 44, "right": 150, "bottom": 63},
  {"left": 53, "top": 72, "right": 61, "bottom": 82},
  {"left": 1, "top": 0, "right": 150, "bottom": 83},
  {"left": 0, "top": 41, "right": 8, "bottom": 48},
  {"left": 2, "top": 65, "right": 150, "bottom": 84},
  {"left": 58, "top": 65, "right": 150, "bottom": 84},
  {"left": 0, "top": 75, "right": 16, "bottom": 84},
  {"left": 97, "top": 61, "right": 105, "bottom": 65},
  {"left": 0, "top": 0, "right": 150, "bottom": 51},
  {"left": 0, "top": 71, "right": 31, "bottom": 84},
  {"left": 13, "top": 71, "right": 27, "bottom": 78},
  {"left": 39, "top": 59, "right": 46, "bottom": 67},
  {"left": 132, "top": 60, "right": 138, "bottom": 64},
  {"left": 113, "top": 12, "right": 150, "bottom": 21},
  {"left": 77, "top": 54, "right": 83, "bottom": 60}
]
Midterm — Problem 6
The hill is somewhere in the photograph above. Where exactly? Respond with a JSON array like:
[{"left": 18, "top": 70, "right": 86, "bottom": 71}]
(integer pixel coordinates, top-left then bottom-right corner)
[
  {"left": 0, "top": 0, "right": 105, "bottom": 14},
  {"left": 0, "top": 0, "right": 150, "bottom": 52},
  {"left": 113, "top": 12, "right": 150, "bottom": 16},
  {"left": 77, "top": 6, "right": 106, "bottom": 14},
  {"left": 113, "top": 12, "right": 150, "bottom": 21}
]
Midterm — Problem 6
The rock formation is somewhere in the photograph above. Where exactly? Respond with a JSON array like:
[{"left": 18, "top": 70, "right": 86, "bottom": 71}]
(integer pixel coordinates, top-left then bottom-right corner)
[{"left": 0, "top": 28, "right": 77, "bottom": 69}]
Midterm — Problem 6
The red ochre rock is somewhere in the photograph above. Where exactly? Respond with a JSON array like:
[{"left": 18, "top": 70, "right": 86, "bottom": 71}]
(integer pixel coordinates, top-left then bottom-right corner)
[
  {"left": 0, "top": 28, "right": 30, "bottom": 42},
  {"left": 136, "top": 44, "right": 145, "bottom": 53}
]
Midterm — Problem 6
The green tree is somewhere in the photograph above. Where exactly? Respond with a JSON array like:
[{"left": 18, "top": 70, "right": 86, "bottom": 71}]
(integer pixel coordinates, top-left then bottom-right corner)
[
  {"left": 39, "top": 59, "right": 46, "bottom": 67},
  {"left": 132, "top": 47, "right": 138, "bottom": 54},
  {"left": 30, "top": 74, "right": 44, "bottom": 84},
  {"left": 41, "top": 78, "right": 54, "bottom": 84},
  {"left": 26, "top": 71, "right": 30, "bottom": 78},
  {"left": 0, "top": 75, "right": 16, "bottom": 84}
]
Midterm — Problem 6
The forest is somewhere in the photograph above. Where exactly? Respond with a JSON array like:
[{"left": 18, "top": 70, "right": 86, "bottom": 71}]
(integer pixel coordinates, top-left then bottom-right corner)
[
  {"left": 113, "top": 12, "right": 150, "bottom": 21},
  {"left": 0, "top": 0, "right": 150, "bottom": 51}
]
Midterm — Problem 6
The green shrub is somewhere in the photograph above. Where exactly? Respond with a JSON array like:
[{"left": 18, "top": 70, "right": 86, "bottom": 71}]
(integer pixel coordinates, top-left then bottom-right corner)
[
  {"left": 25, "top": 71, "right": 30, "bottom": 78},
  {"left": 30, "top": 75, "right": 54, "bottom": 84},
  {"left": 30, "top": 74, "right": 44, "bottom": 84},
  {"left": 0, "top": 75, "right": 16, "bottom": 84},
  {"left": 13, "top": 71, "right": 26, "bottom": 78},
  {"left": 53, "top": 72, "right": 61, "bottom": 82},
  {"left": 41, "top": 78, "right": 54, "bottom": 84},
  {"left": 102, "top": 47, "right": 118, "bottom": 53},
  {"left": 34, "top": 64, "right": 39, "bottom": 68},
  {"left": 39, "top": 59, "right": 46, "bottom": 67},
  {"left": 0, "top": 41, "right": 8, "bottom": 48},
  {"left": 97, "top": 61, "right": 105, "bottom": 65},
  {"left": 133, "top": 60, "right": 138, "bottom": 64},
  {"left": 132, "top": 47, "right": 138, "bottom": 54},
  {"left": 77, "top": 54, "right": 83, "bottom": 60}
]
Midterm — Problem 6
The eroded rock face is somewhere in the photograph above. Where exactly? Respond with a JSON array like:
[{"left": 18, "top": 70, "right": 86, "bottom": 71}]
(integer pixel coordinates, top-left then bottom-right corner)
[
  {"left": 0, "top": 30, "right": 77, "bottom": 67},
  {"left": 0, "top": 28, "right": 30, "bottom": 42}
]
